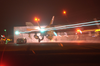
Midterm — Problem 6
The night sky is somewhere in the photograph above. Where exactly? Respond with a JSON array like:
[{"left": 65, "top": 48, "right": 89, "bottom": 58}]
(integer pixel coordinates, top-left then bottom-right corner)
[{"left": 0, "top": 0, "right": 100, "bottom": 35}]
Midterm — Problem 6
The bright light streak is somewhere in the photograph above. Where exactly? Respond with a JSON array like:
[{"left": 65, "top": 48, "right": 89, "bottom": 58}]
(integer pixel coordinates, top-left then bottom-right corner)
[
  {"left": 53, "top": 32, "right": 57, "bottom": 36},
  {"left": 47, "top": 20, "right": 100, "bottom": 30},
  {"left": 54, "top": 20, "right": 100, "bottom": 28},
  {"left": 80, "top": 31, "right": 82, "bottom": 34},
  {"left": 44, "top": 20, "right": 100, "bottom": 30},
  {"left": 46, "top": 23, "right": 100, "bottom": 31},
  {"left": 19, "top": 20, "right": 100, "bottom": 34},
  {"left": 63, "top": 20, "right": 100, "bottom": 27},
  {"left": 20, "top": 23, "right": 100, "bottom": 34}
]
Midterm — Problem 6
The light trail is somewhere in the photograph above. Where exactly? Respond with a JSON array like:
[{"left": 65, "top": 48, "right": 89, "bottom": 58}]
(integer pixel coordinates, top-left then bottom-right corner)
[
  {"left": 20, "top": 23, "right": 100, "bottom": 33},
  {"left": 49, "top": 20, "right": 100, "bottom": 29},
  {"left": 46, "top": 23, "right": 100, "bottom": 31},
  {"left": 20, "top": 20, "right": 100, "bottom": 33},
  {"left": 57, "top": 20, "right": 100, "bottom": 28}
]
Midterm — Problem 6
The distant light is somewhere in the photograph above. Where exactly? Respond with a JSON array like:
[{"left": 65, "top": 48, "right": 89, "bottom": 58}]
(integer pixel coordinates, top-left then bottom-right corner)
[
  {"left": 38, "top": 19, "right": 40, "bottom": 21},
  {"left": 4, "top": 29, "right": 6, "bottom": 32},
  {"left": 15, "top": 31, "right": 20, "bottom": 35},
  {"left": 35, "top": 18, "right": 37, "bottom": 21},
  {"left": 63, "top": 10, "right": 66, "bottom": 14},
  {"left": 34, "top": 17, "right": 40, "bottom": 22}
]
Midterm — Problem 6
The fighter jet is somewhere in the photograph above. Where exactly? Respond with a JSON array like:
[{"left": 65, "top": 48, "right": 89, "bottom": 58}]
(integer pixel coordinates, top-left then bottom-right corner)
[
  {"left": 25, "top": 16, "right": 55, "bottom": 42},
  {"left": 16, "top": 16, "right": 100, "bottom": 42}
]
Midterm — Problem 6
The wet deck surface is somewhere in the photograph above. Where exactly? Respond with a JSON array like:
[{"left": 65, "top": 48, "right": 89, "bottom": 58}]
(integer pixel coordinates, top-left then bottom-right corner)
[{"left": 0, "top": 43, "right": 100, "bottom": 66}]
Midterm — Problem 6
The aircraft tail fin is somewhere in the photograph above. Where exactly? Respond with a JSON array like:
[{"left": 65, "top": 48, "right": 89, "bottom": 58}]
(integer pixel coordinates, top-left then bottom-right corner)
[
  {"left": 49, "top": 16, "right": 55, "bottom": 26},
  {"left": 46, "top": 16, "right": 55, "bottom": 28}
]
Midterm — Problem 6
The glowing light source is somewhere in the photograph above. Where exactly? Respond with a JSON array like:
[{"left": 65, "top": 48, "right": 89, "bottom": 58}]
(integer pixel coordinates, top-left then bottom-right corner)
[
  {"left": 34, "top": 17, "right": 40, "bottom": 22},
  {"left": 76, "top": 29, "right": 82, "bottom": 34},
  {"left": 4, "top": 29, "right": 6, "bottom": 32},
  {"left": 63, "top": 10, "right": 66, "bottom": 14},
  {"left": 15, "top": 31, "right": 20, "bottom": 35},
  {"left": 95, "top": 29, "right": 100, "bottom": 32},
  {"left": 40, "top": 29, "right": 45, "bottom": 33},
  {"left": 34, "top": 17, "right": 41, "bottom": 29},
  {"left": 46, "top": 23, "right": 100, "bottom": 31},
  {"left": 35, "top": 18, "right": 38, "bottom": 21},
  {"left": 77, "top": 29, "right": 81, "bottom": 32}
]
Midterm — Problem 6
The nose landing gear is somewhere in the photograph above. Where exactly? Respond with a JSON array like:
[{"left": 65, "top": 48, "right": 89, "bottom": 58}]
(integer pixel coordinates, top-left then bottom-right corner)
[{"left": 34, "top": 34, "right": 44, "bottom": 42}]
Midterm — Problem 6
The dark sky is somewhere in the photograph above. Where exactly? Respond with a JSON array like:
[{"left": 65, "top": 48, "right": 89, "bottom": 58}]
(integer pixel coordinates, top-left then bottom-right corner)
[{"left": 0, "top": 0, "right": 100, "bottom": 35}]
